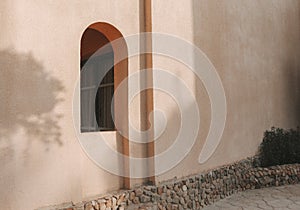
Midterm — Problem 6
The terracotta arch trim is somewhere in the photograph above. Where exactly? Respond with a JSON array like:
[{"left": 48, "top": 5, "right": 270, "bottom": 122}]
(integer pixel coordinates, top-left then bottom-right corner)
[{"left": 83, "top": 22, "right": 130, "bottom": 189}]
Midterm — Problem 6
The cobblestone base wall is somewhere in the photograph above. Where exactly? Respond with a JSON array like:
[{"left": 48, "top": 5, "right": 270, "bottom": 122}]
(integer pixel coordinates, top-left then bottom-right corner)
[{"left": 43, "top": 158, "right": 300, "bottom": 210}]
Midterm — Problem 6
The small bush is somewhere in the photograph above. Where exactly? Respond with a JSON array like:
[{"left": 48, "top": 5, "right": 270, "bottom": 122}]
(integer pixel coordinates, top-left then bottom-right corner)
[{"left": 259, "top": 127, "right": 300, "bottom": 167}]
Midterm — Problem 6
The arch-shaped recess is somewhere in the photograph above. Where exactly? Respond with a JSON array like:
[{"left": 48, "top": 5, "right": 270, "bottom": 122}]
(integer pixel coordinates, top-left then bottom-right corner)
[{"left": 80, "top": 22, "right": 130, "bottom": 188}]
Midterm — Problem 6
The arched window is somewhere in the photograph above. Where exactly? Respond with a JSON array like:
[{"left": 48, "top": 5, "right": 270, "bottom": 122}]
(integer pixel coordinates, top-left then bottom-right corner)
[
  {"left": 80, "top": 22, "right": 128, "bottom": 137},
  {"left": 80, "top": 28, "right": 115, "bottom": 132}
]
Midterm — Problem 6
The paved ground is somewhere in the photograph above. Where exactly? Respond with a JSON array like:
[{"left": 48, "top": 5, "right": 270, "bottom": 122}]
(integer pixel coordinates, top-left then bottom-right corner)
[{"left": 202, "top": 184, "right": 300, "bottom": 210}]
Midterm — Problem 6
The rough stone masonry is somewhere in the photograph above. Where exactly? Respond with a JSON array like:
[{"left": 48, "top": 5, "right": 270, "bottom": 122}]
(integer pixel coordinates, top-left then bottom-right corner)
[{"left": 40, "top": 157, "right": 300, "bottom": 210}]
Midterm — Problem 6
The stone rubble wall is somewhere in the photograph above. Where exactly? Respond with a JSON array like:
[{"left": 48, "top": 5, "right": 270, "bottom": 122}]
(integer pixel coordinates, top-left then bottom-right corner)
[{"left": 43, "top": 158, "right": 300, "bottom": 210}]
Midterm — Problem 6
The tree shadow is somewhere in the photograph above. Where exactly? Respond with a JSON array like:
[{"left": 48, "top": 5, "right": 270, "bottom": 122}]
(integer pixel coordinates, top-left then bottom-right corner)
[{"left": 0, "top": 49, "right": 64, "bottom": 161}]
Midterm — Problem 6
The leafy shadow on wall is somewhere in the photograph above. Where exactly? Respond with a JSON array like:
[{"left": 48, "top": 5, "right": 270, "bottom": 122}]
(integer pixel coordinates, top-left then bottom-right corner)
[{"left": 0, "top": 49, "right": 64, "bottom": 160}]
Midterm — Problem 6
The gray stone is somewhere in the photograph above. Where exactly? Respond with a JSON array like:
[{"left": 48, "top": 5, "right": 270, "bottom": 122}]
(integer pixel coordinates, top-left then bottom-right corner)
[
  {"left": 172, "top": 196, "right": 180, "bottom": 204},
  {"left": 179, "top": 197, "right": 185, "bottom": 205},
  {"left": 129, "top": 192, "right": 135, "bottom": 201},
  {"left": 160, "top": 193, "right": 167, "bottom": 200},
  {"left": 140, "top": 195, "right": 151, "bottom": 203},
  {"left": 112, "top": 197, "right": 117, "bottom": 207},
  {"left": 85, "top": 203, "right": 94, "bottom": 210},
  {"left": 117, "top": 194, "right": 125, "bottom": 205},
  {"left": 100, "top": 203, "right": 106, "bottom": 210},
  {"left": 135, "top": 189, "right": 143, "bottom": 197},
  {"left": 133, "top": 197, "right": 140, "bottom": 204}
]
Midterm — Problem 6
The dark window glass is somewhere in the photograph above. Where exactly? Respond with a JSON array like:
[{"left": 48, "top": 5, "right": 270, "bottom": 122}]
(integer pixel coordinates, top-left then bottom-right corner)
[{"left": 80, "top": 52, "right": 115, "bottom": 132}]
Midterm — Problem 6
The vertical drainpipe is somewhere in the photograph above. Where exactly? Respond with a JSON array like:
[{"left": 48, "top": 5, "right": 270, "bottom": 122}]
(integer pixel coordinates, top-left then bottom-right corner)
[{"left": 144, "top": 0, "right": 155, "bottom": 185}]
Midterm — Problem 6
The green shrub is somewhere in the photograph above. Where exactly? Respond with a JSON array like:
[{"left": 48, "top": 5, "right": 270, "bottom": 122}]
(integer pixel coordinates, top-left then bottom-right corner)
[{"left": 259, "top": 127, "right": 300, "bottom": 167}]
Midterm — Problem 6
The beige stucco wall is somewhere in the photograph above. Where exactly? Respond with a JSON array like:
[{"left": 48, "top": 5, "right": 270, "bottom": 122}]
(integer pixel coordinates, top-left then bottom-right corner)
[
  {"left": 1, "top": 0, "right": 300, "bottom": 209},
  {"left": 0, "top": 0, "right": 143, "bottom": 209},
  {"left": 153, "top": 0, "right": 300, "bottom": 182}
]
